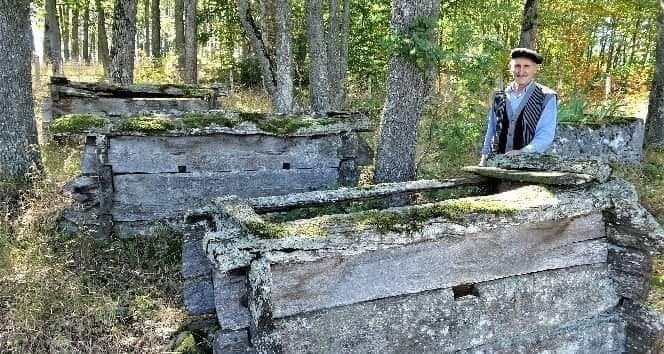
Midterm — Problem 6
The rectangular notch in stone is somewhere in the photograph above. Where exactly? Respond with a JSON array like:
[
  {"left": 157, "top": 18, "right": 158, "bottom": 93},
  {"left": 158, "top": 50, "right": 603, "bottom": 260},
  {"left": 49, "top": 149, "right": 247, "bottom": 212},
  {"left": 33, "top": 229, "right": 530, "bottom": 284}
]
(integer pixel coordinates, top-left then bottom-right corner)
[
  {"left": 178, "top": 165, "right": 187, "bottom": 173},
  {"left": 282, "top": 162, "right": 291, "bottom": 170},
  {"left": 453, "top": 283, "right": 479, "bottom": 299}
]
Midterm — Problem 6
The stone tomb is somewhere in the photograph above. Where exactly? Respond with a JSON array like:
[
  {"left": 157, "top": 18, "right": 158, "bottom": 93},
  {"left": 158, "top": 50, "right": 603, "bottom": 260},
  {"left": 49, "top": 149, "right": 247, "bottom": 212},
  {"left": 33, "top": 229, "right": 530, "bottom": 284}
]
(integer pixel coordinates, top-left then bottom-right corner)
[
  {"left": 193, "top": 157, "right": 664, "bottom": 353},
  {"left": 61, "top": 111, "right": 371, "bottom": 238}
]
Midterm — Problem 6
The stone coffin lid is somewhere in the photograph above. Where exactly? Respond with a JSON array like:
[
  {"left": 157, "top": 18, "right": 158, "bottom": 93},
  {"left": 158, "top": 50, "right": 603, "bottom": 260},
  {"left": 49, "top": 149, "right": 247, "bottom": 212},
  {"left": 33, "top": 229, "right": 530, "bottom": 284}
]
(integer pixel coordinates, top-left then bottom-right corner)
[{"left": 48, "top": 111, "right": 371, "bottom": 137}]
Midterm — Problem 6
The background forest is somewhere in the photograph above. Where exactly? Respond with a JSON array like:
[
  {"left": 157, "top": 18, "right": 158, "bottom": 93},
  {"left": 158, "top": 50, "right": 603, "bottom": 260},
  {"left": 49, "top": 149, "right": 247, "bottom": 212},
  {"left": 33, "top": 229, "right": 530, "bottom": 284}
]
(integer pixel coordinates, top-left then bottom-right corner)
[{"left": 1, "top": 0, "right": 664, "bottom": 352}]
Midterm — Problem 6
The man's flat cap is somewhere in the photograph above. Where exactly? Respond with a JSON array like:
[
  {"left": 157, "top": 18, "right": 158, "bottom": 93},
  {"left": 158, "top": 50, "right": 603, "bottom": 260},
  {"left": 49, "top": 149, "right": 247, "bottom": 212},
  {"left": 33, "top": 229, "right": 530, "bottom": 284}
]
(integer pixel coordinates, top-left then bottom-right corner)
[{"left": 510, "top": 47, "right": 543, "bottom": 64}]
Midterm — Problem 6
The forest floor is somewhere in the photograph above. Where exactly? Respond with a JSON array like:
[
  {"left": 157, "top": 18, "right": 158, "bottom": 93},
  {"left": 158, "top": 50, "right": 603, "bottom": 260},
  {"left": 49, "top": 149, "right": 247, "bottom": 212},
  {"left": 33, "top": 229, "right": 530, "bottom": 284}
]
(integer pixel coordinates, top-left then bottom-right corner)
[{"left": 0, "top": 65, "right": 663, "bottom": 352}]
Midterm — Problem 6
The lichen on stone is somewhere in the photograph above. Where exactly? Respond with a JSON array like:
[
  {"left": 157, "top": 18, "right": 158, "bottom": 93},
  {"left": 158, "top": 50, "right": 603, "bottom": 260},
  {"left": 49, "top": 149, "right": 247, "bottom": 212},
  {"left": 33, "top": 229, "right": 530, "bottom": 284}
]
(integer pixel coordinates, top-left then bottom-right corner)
[
  {"left": 49, "top": 114, "right": 108, "bottom": 133},
  {"left": 116, "top": 116, "right": 176, "bottom": 133},
  {"left": 182, "top": 112, "right": 235, "bottom": 129},
  {"left": 239, "top": 113, "right": 314, "bottom": 135}
]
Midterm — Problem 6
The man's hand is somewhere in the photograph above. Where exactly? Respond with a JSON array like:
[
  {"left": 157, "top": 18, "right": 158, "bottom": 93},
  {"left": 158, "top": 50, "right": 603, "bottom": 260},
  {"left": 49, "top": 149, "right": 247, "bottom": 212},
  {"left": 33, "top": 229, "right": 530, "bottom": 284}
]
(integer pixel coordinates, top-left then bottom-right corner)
[
  {"left": 504, "top": 149, "right": 522, "bottom": 157},
  {"left": 479, "top": 156, "right": 487, "bottom": 167}
]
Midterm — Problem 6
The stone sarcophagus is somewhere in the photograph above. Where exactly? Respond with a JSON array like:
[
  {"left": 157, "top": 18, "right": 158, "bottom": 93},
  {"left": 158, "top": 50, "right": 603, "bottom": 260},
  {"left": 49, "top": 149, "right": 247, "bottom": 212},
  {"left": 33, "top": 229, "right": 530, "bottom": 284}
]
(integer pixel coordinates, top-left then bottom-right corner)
[
  {"left": 60, "top": 111, "right": 371, "bottom": 238},
  {"left": 192, "top": 156, "right": 664, "bottom": 353}
]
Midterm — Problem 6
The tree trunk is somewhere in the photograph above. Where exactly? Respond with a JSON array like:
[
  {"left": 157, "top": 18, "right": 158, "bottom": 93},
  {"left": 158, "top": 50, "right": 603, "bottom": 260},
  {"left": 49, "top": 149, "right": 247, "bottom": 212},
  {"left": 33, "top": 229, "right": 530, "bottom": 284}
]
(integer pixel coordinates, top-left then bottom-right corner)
[
  {"left": 72, "top": 5, "right": 80, "bottom": 62},
  {"left": 109, "top": 0, "right": 137, "bottom": 84},
  {"left": 143, "top": 0, "right": 150, "bottom": 55},
  {"left": 327, "top": 0, "right": 350, "bottom": 110},
  {"left": 306, "top": 0, "right": 330, "bottom": 111},
  {"left": 44, "top": 0, "right": 63, "bottom": 75},
  {"left": 183, "top": 0, "right": 198, "bottom": 83},
  {"left": 151, "top": 0, "right": 160, "bottom": 57},
  {"left": 174, "top": 0, "right": 184, "bottom": 77},
  {"left": 646, "top": 3, "right": 664, "bottom": 149},
  {"left": 373, "top": 0, "right": 441, "bottom": 184},
  {"left": 83, "top": 0, "right": 90, "bottom": 64},
  {"left": 60, "top": 6, "right": 71, "bottom": 62},
  {"left": 236, "top": 0, "right": 277, "bottom": 97},
  {"left": 518, "top": 0, "right": 538, "bottom": 49},
  {"left": 96, "top": 0, "right": 111, "bottom": 76},
  {"left": 0, "top": 0, "right": 40, "bottom": 184},
  {"left": 273, "top": 0, "right": 293, "bottom": 112}
]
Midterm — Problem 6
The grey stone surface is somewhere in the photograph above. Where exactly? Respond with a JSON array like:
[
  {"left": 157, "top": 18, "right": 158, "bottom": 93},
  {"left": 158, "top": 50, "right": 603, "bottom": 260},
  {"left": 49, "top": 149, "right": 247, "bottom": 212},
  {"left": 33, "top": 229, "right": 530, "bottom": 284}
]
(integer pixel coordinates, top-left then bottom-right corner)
[
  {"left": 608, "top": 245, "right": 652, "bottom": 302},
  {"left": 464, "top": 166, "right": 594, "bottom": 185},
  {"left": 183, "top": 276, "right": 215, "bottom": 315},
  {"left": 182, "top": 235, "right": 212, "bottom": 279},
  {"left": 268, "top": 220, "right": 607, "bottom": 319},
  {"left": 112, "top": 168, "right": 340, "bottom": 222},
  {"left": 486, "top": 153, "right": 612, "bottom": 183},
  {"left": 550, "top": 120, "right": 644, "bottom": 163},
  {"left": 50, "top": 97, "right": 210, "bottom": 122},
  {"left": 107, "top": 135, "right": 342, "bottom": 174},
  {"left": 213, "top": 329, "right": 254, "bottom": 354},
  {"left": 271, "top": 265, "right": 618, "bottom": 353},
  {"left": 214, "top": 271, "right": 250, "bottom": 331},
  {"left": 459, "top": 315, "right": 625, "bottom": 354},
  {"left": 622, "top": 300, "right": 664, "bottom": 353}
]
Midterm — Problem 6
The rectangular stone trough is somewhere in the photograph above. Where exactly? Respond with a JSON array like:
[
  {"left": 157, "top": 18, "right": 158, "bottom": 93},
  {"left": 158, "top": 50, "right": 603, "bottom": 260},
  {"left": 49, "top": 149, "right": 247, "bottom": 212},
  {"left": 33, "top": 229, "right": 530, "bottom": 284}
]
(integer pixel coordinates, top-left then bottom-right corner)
[{"left": 198, "top": 175, "right": 664, "bottom": 353}]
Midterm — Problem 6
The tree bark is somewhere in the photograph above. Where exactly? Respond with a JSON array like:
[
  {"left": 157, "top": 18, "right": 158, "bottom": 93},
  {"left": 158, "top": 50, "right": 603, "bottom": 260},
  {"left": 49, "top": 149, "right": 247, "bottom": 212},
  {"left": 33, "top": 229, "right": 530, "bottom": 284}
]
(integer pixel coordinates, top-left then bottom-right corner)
[
  {"left": 0, "top": 0, "right": 40, "bottom": 183},
  {"left": 327, "top": 0, "right": 350, "bottom": 110},
  {"left": 96, "top": 0, "right": 111, "bottom": 76},
  {"left": 236, "top": 0, "right": 277, "bottom": 97},
  {"left": 373, "top": 0, "right": 441, "bottom": 183},
  {"left": 44, "top": 0, "right": 63, "bottom": 75},
  {"left": 151, "top": 0, "right": 161, "bottom": 57},
  {"left": 174, "top": 0, "right": 185, "bottom": 77},
  {"left": 60, "top": 5, "right": 70, "bottom": 62},
  {"left": 274, "top": 0, "right": 293, "bottom": 112},
  {"left": 518, "top": 0, "right": 538, "bottom": 49},
  {"left": 109, "top": 0, "right": 137, "bottom": 84},
  {"left": 183, "top": 0, "right": 198, "bottom": 83},
  {"left": 306, "top": 0, "right": 330, "bottom": 111},
  {"left": 143, "top": 0, "right": 150, "bottom": 55},
  {"left": 83, "top": 0, "right": 91, "bottom": 64},
  {"left": 72, "top": 5, "right": 80, "bottom": 62},
  {"left": 646, "top": 2, "right": 664, "bottom": 149}
]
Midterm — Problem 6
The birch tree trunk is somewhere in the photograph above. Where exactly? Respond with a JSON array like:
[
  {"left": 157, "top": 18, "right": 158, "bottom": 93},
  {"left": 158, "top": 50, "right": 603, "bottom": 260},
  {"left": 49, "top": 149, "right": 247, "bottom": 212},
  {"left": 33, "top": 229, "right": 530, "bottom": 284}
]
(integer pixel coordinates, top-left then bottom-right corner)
[
  {"left": 373, "top": 0, "right": 441, "bottom": 183},
  {"left": 306, "top": 0, "right": 330, "bottom": 112},
  {"left": 274, "top": 0, "right": 293, "bottom": 112},
  {"left": 72, "top": 5, "right": 80, "bottom": 62},
  {"left": 174, "top": 0, "right": 184, "bottom": 77},
  {"left": 0, "top": 0, "right": 40, "bottom": 184},
  {"left": 646, "top": 1, "right": 664, "bottom": 149},
  {"left": 96, "top": 0, "right": 111, "bottom": 76},
  {"left": 183, "top": 0, "right": 198, "bottom": 83},
  {"left": 83, "top": 0, "right": 90, "bottom": 64},
  {"left": 151, "top": 0, "right": 161, "bottom": 58},
  {"left": 236, "top": 0, "right": 277, "bottom": 97},
  {"left": 518, "top": 0, "right": 538, "bottom": 49},
  {"left": 109, "top": 0, "right": 137, "bottom": 84},
  {"left": 45, "top": 0, "right": 63, "bottom": 75}
]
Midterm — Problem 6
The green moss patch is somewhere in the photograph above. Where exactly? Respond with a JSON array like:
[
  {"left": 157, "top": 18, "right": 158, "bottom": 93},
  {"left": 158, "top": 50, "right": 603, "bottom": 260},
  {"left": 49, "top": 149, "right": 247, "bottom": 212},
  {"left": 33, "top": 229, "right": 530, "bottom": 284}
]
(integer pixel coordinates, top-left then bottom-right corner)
[
  {"left": 116, "top": 116, "right": 176, "bottom": 133},
  {"left": 49, "top": 114, "right": 107, "bottom": 134},
  {"left": 239, "top": 113, "right": 314, "bottom": 135},
  {"left": 182, "top": 113, "right": 235, "bottom": 129},
  {"left": 245, "top": 220, "right": 325, "bottom": 239}
]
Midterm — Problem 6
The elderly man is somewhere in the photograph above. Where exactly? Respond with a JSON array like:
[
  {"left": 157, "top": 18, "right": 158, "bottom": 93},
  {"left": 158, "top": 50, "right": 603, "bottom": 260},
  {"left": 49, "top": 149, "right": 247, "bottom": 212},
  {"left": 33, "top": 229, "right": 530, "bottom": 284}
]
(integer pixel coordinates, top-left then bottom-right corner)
[{"left": 479, "top": 48, "right": 557, "bottom": 166}]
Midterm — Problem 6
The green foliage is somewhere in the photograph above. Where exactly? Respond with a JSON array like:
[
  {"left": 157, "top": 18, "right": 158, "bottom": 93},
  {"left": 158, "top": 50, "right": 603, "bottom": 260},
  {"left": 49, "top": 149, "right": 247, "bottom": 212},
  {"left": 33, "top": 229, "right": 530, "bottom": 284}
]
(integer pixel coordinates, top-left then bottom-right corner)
[
  {"left": 558, "top": 93, "right": 632, "bottom": 125},
  {"left": 389, "top": 17, "right": 443, "bottom": 72},
  {"left": 116, "top": 117, "right": 176, "bottom": 133},
  {"left": 49, "top": 114, "right": 108, "bottom": 134}
]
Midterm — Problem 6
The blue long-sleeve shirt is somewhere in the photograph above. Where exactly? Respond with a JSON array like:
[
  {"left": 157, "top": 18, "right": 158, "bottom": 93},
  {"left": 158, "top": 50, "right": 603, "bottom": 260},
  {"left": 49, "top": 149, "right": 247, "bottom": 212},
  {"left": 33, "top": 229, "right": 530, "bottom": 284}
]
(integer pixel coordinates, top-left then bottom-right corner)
[{"left": 481, "top": 80, "right": 557, "bottom": 157}]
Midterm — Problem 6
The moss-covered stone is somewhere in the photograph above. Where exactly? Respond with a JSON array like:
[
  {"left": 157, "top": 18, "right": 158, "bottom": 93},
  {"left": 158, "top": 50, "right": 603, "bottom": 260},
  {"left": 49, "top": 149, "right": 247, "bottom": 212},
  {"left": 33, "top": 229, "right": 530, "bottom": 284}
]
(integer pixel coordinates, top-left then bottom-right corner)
[
  {"left": 49, "top": 114, "right": 107, "bottom": 133},
  {"left": 245, "top": 219, "right": 325, "bottom": 239},
  {"left": 182, "top": 112, "right": 235, "bottom": 129},
  {"left": 238, "top": 112, "right": 314, "bottom": 135},
  {"left": 116, "top": 116, "right": 176, "bottom": 133}
]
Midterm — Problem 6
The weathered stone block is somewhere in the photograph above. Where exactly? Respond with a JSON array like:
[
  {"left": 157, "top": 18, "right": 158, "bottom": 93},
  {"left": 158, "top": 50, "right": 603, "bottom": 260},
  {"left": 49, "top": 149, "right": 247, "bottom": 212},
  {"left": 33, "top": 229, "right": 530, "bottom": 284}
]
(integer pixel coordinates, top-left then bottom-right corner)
[
  {"left": 271, "top": 265, "right": 618, "bottom": 353},
  {"left": 184, "top": 275, "right": 215, "bottom": 315}
]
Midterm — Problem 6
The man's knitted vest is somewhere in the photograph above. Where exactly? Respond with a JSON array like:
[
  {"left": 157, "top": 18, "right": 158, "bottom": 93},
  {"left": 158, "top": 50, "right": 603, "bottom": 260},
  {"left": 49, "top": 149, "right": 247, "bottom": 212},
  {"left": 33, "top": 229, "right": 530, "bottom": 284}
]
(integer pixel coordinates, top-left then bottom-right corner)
[{"left": 492, "top": 82, "right": 555, "bottom": 154}]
